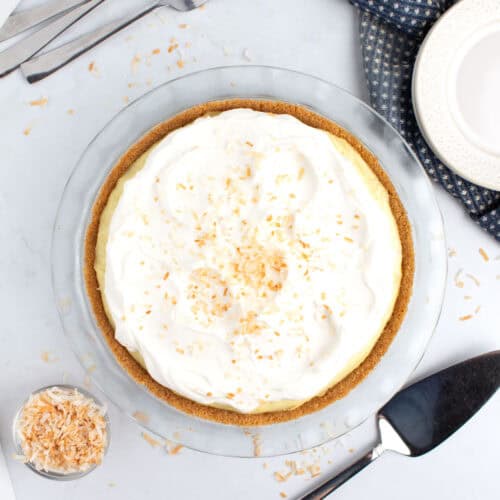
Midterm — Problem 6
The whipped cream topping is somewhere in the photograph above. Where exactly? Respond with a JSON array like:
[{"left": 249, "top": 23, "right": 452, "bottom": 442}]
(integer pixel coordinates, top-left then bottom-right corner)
[{"left": 101, "top": 109, "right": 402, "bottom": 413}]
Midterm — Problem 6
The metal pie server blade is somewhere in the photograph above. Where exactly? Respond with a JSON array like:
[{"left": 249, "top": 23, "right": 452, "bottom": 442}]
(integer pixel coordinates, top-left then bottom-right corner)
[{"left": 300, "top": 350, "right": 500, "bottom": 499}]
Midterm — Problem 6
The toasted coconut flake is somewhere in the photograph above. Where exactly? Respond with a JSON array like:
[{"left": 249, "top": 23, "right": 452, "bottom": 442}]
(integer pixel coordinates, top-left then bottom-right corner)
[
  {"left": 274, "top": 471, "right": 291, "bottom": 482},
  {"left": 280, "top": 492, "right": 287, "bottom": 498},
  {"left": 142, "top": 432, "right": 161, "bottom": 447},
  {"left": 132, "top": 411, "right": 150, "bottom": 424},
  {"left": 252, "top": 433, "right": 262, "bottom": 457},
  {"left": 168, "top": 444, "right": 183, "bottom": 455},
  {"left": 465, "top": 273, "right": 480, "bottom": 287},
  {"left": 41, "top": 351, "right": 58, "bottom": 363},
  {"left": 459, "top": 314, "right": 473, "bottom": 321},
  {"left": 29, "top": 97, "right": 48, "bottom": 107},
  {"left": 15, "top": 387, "right": 107, "bottom": 474},
  {"left": 165, "top": 439, "right": 183, "bottom": 455},
  {"left": 454, "top": 269, "right": 464, "bottom": 288},
  {"left": 307, "top": 463, "right": 321, "bottom": 478},
  {"left": 478, "top": 248, "right": 489, "bottom": 262},
  {"left": 131, "top": 54, "right": 141, "bottom": 74}
]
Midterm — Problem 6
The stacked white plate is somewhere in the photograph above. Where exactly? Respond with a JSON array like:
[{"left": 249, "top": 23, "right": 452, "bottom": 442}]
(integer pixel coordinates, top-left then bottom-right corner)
[{"left": 413, "top": 0, "right": 500, "bottom": 190}]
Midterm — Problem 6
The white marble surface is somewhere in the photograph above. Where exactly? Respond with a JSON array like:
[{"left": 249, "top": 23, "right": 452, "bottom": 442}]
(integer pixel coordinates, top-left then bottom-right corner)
[{"left": 0, "top": 1, "right": 499, "bottom": 499}]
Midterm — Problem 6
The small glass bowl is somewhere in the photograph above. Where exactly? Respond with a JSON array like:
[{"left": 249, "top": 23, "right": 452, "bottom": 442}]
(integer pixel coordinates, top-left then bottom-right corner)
[
  {"left": 52, "top": 66, "right": 446, "bottom": 457},
  {"left": 12, "top": 385, "right": 110, "bottom": 481}
]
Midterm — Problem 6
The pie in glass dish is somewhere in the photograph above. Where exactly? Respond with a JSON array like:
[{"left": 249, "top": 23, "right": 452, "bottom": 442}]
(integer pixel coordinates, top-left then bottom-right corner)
[{"left": 84, "top": 99, "right": 414, "bottom": 425}]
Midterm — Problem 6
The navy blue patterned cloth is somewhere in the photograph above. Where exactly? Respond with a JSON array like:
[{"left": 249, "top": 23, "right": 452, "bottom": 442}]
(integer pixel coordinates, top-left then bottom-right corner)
[{"left": 349, "top": 0, "right": 500, "bottom": 241}]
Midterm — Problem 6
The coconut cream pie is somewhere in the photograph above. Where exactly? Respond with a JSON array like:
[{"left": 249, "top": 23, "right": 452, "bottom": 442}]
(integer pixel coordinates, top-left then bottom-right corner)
[{"left": 84, "top": 100, "right": 413, "bottom": 425}]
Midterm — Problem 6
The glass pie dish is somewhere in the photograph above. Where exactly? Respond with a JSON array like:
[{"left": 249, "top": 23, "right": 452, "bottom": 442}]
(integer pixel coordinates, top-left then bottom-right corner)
[{"left": 52, "top": 65, "right": 446, "bottom": 457}]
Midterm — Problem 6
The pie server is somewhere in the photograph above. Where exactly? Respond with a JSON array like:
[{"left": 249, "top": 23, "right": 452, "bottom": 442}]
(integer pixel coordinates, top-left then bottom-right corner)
[{"left": 300, "top": 350, "right": 500, "bottom": 499}]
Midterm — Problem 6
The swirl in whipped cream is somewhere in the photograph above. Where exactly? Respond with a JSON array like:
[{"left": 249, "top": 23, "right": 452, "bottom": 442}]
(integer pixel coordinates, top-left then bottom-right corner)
[{"left": 100, "top": 109, "right": 402, "bottom": 413}]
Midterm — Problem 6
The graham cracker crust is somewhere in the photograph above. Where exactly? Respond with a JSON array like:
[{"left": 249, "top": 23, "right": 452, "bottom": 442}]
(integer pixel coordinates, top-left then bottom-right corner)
[{"left": 83, "top": 99, "right": 414, "bottom": 426}]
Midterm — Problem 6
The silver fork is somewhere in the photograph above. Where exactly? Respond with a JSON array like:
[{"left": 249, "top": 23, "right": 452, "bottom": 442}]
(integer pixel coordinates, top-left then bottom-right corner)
[
  {"left": 0, "top": 0, "right": 105, "bottom": 77},
  {"left": 21, "top": 0, "right": 207, "bottom": 83},
  {"left": 0, "top": 0, "right": 88, "bottom": 43}
]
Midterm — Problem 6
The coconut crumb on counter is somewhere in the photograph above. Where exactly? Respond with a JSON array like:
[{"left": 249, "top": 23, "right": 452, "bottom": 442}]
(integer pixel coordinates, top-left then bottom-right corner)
[
  {"left": 271, "top": 452, "right": 327, "bottom": 486},
  {"left": 29, "top": 97, "right": 48, "bottom": 107},
  {"left": 131, "top": 54, "right": 141, "bottom": 74},
  {"left": 23, "top": 127, "right": 32, "bottom": 136},
  {"left": 132, "top": 411, "right": 150, "bottom": 424},
  {"left": 142, "top": 432, "right": 161, "bottom": 447},
  {"left": 15, "top": 387, "right": 107, "bottom": 474},
  {"left": 274, "top": 471, "right": 292, "bottom": 482},
  {"left": 307, "top": 463, "right": 321, "bottom": 478},
  {"left": 448, "top": 248, "right": 457, "bottom": 257},
  {"left": 40, "top": 351, "right": 58, "bottom": 363},
  {"left": 165, "top": 439, "right": 183, "bottom": 455},
  {"left": 478, "top": 248, "right": 489, "bottom": 262},
  {"left": 454, "top": 269, "right": 464, "bottom": 288},
  {"left": 249, "top": 433, "right": 262, "bottom": 457},
  {"left": 465, "top": 273, "right": 480, "bottom": 287}
]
